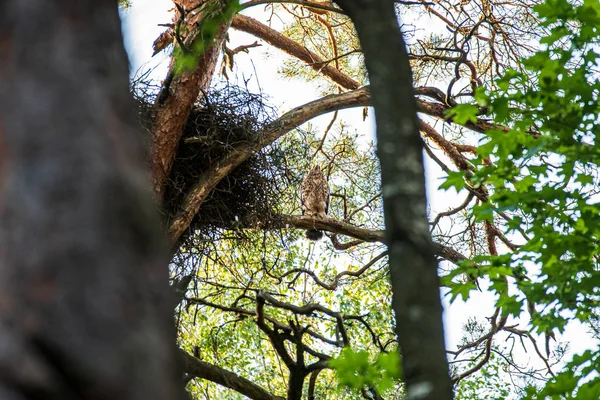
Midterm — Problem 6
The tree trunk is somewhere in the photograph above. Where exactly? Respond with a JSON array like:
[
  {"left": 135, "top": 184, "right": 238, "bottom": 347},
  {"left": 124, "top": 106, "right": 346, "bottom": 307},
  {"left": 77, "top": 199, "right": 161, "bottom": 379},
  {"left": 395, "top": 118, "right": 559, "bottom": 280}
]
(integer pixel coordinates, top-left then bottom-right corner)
[
  {"left": 150, "top": 2, "right": 232, "bottom": 200},
  {"left": 286, "top": 369, "right": 308, "bottom": 400},
  {"left": 335, "top": 1, "right": 454, "bottom": 399},
  {"left": 0, "top": 1, "right": 184, "bottom": 399}
]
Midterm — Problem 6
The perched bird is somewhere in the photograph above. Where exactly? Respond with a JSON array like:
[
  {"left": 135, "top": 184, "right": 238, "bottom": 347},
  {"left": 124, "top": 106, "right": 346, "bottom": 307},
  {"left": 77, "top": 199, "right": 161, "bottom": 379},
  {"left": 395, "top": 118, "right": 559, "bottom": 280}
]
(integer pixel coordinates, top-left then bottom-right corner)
[{"left": 300, "top": 165, "right": 330, "bottom": 240}]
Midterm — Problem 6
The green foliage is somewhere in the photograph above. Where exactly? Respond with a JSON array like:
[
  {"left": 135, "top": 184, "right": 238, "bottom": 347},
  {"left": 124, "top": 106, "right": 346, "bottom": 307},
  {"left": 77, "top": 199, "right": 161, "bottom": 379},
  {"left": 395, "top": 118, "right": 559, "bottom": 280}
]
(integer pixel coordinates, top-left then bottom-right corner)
[
  {"left": 439, "top": 170, "right": 467, "bottom": 191},
  {"left": 330, "top": 347, "right": 402, "bottom": 395},
  {"left": 522, "top": 350, "right": 600, "bottom": 399},
  {"left": 446, "top": 0, "right": 600, "bottom": 397},
  {"left": 174, "top": 126, "right": 390, "bottom": 399},
  {"left": 174, "top": 0, "right": 242, "bottom": 74},
  {"left": 446, "top": 104, "right": 479, "bottom": 125}
]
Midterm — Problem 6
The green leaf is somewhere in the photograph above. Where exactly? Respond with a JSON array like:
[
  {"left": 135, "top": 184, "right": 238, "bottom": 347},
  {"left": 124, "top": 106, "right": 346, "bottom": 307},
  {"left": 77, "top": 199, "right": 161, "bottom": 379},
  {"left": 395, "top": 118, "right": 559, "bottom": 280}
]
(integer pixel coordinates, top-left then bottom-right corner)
[
  {"left": 446, "top": 104, "right": 479, "bottom": 125},
  {"left": 439, "top": 170, "right": 466, "bottom": 191}
]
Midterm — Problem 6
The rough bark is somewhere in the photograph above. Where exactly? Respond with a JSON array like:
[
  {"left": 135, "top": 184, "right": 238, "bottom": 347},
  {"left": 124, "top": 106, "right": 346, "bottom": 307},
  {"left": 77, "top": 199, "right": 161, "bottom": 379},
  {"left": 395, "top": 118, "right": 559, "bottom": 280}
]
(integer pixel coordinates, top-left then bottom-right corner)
[
  {"left": 335, "top": 1, "right": 454, "bottom": 399},
  {"left": 150, "top": 4, "right": 232, "bottom": 200},
  {"left": 180, "top": 350, "right": 285, "bottom": 400},
  {"left": 0, "top": 2, "right": 183, "bottom": 399}
]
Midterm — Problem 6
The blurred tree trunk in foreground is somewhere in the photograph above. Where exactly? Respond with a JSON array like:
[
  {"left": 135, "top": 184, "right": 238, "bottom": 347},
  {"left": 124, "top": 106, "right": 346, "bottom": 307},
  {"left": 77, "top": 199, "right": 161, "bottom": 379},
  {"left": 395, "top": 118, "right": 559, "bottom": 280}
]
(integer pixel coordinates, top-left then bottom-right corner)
[
  {"left": 335, "top": 1, "right": 454, "bottom": 399},
  {"left": 0, "top": 1, "right": 184, "bottom": 399}
]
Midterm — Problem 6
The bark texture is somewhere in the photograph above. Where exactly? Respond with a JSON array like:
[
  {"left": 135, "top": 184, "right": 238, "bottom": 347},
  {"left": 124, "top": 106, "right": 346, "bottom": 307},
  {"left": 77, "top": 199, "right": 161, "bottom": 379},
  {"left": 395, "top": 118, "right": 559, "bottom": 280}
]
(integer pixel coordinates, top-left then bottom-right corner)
[
  {"left": 150, "top": 4, "right": 232, "bottom": 200},
  {"left": 0, "top": 2, "right": 183, "bottom": 399},
  {"left": 335, "top": 1, "right": 454, "bottom": 399}
]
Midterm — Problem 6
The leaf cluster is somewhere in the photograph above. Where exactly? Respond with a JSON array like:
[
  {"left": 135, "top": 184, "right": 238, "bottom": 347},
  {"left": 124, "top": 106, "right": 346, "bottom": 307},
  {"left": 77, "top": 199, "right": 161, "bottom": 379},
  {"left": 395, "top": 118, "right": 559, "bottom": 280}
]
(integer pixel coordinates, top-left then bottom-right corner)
[{"left": 443, "top": 0, "right": 600, "bottom": 396}]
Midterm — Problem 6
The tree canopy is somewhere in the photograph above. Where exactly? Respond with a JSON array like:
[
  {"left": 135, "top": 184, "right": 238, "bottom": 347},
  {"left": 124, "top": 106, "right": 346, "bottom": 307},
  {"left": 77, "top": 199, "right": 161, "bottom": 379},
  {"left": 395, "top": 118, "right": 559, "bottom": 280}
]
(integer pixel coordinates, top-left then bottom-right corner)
[
  {"left": 2, "top": 0, "right": 599, "bottom": 399},
  {"left": 120, "top": 0, "right": 600, "bottom": 398}
]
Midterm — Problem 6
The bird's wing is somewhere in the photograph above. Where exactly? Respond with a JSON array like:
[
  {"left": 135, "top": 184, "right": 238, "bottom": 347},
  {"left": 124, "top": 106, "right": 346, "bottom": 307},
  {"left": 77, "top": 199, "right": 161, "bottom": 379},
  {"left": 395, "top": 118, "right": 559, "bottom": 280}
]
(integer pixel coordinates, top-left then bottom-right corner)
[
  {"left": 324, "top": 183, "right": 330, "bottom": 215},
  {"left": 300, "top": 175, "right": 309, "bottom": 215},
  {"left": 300, "top": 188, "right": 306, "bottom": 215}
]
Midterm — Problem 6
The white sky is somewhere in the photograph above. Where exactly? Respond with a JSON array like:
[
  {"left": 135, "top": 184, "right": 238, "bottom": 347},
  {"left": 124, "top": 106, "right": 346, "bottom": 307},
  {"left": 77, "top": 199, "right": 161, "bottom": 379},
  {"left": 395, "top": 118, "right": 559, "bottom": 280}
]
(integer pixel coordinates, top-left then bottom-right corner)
[{"left": 120, "top": 1, "right": 597, "bottom": 394}]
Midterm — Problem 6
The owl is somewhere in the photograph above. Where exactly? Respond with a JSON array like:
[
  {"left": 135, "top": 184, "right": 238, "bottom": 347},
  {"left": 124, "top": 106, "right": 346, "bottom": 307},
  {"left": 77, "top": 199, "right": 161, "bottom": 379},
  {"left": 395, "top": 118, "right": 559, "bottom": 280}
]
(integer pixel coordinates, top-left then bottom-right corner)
[{"left": 300, "top": 165, "right": 330, "bottom": 240}]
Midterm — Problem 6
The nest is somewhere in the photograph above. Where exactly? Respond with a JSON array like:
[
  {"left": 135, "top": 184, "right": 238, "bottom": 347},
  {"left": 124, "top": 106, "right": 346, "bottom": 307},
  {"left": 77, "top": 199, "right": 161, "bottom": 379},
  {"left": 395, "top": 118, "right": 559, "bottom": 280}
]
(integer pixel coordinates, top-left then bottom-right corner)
[{"left": 133, "top": 80, "right": 292, "bottom": 242}]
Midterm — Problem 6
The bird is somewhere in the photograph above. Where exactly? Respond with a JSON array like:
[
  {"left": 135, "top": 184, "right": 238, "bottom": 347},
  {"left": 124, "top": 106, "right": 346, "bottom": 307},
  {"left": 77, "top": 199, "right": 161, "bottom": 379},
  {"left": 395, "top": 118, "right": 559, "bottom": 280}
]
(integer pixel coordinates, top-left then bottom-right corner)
[{"left": 300, "top": 165, "right": 330, "bottom": 240}]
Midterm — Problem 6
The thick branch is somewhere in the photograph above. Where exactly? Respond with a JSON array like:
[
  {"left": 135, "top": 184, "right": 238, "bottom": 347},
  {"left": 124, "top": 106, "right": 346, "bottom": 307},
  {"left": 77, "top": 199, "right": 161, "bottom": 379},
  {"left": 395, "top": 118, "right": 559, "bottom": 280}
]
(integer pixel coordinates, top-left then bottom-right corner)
[
  {"left": 180, "top": 350, "right": 285, "bottom": 400},
  {"left": 416, "top": 99, "right": 506, "bottom": 134},
  {"left": 277, "top": 214, "right": 384, "bottom": 242},
  {"left": 167, "top": 87, "right": 370, "bottom": 244},
  {"left": 273, "top": 214, "right": 466, "bottom": 267},
  {"left": 240, "top": 0, "right": 345, "bottom": 14},
  {"left": 231, "top": 14, "right": 360, "bottom": 90},
  {"left": 419, "top": 119, "right": 472, "bottom": 171}
]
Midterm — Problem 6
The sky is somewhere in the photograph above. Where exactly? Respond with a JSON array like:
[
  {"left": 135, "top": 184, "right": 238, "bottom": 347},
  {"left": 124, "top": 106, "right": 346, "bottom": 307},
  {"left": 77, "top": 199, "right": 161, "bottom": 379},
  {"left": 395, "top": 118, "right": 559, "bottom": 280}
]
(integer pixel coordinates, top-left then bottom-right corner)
[{"left": 120, "top": 1, "right": 597, "bottom": 393}]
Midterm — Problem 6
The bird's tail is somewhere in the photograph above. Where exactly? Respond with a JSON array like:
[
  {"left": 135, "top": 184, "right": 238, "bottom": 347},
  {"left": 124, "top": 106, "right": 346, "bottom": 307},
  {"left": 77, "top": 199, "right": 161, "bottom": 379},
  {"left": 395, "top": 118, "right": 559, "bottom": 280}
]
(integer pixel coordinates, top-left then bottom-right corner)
[{"left": 306, "top": 229, "right": 323, "bottom": 241}]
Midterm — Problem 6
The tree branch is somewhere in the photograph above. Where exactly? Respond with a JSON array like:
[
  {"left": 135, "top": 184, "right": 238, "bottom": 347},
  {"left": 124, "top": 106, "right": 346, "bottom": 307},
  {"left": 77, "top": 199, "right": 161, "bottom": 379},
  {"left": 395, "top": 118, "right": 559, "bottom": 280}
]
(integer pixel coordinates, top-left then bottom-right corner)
[
  {"left": 231, "top": 14, "right": 360, "bottom": 90},
  {"left": 416, "top": 99, "right": 505, "bottom": 134},
  {"left": 267, "top": 214, "right": 469, "bottom": 269},
  {"left": 277, "top": 214, "right": 384, "bottom": 242},
  {"left": 167, "top": 87, "right": 370, "bottom": 244},
  {"left": 280, "top": 251, "right": 388, "bottom": 290},
  {"left": 240, "top": 0, "right": 346, "bottom": 14},
  {"left": 230, "top": 14, "right": 507, "bottom": 134},
  {"left": 180, "top": 350, "right": 285, "bottom": 400}
]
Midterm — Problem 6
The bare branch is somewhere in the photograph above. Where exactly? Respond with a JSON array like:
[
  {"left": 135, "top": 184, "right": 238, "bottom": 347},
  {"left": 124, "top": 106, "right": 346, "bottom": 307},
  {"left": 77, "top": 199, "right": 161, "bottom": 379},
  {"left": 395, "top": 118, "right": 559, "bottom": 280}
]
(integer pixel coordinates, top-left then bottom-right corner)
[
  {"left": 231, "top": 14, "right": 360, "bottom": 90},
  {"left": 280, "top": 251, "right": 388, "bottom": 290}
]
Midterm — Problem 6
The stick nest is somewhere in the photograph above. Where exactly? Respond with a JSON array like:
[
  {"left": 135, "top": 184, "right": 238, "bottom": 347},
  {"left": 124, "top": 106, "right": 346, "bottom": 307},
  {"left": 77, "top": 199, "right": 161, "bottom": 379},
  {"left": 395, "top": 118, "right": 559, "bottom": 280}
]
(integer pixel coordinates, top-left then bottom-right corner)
[{"left": 134, "top": 81, "right": 293, "bottom": 243}]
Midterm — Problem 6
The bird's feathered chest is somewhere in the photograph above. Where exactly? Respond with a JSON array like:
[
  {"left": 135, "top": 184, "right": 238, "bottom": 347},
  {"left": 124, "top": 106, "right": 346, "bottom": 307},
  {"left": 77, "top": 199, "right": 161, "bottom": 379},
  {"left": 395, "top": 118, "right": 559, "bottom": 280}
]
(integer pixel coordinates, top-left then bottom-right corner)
[{"left": 300, "top": 168, "right": 329, "bottom": 216}]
